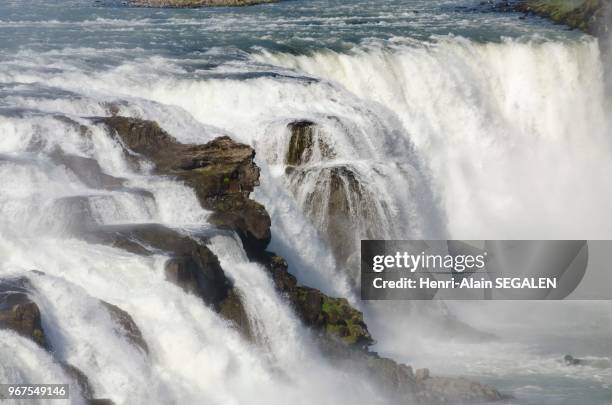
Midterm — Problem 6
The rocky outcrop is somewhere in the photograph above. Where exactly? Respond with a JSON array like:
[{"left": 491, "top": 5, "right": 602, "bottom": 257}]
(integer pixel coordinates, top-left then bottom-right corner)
[
  {"left": 286, "top": 120, "right": 316, "bottom": 167},
  {"left": 252, "top": 251, "right": 374, "bottom": 349},
  {"left": 219, "top": 288, "right": 253, "bottom": 339},
  {"left": 89, "top": 224, "right": 232, "bottom": 309},
  {"left": 288, "top": 163, "right": 372, "bottom": 268},
  {"left": 295, "top": 287, "right": 373, "bottom": 347},
  {"left": 515, "top": 0, "right": 609, "bottom": 36},
  {"left": 101, "top": 301, "right": 149, "bottom": 354},
  {"left": 131, "top": 0, "right": 278, "bottom": 7},
  {"left": 0, "top": 277, "right": 47, "bottom": 348},
  {"left": 62, "top": 363, "right": 117, "bottom": 405},
  {"left": 98, "top": 117, "right": 271, "bottom": 253},
  {"left": 283, "top": 120, "right": 375, "bottom": 271},
  {"left": 0, "top": 277, "right": 117, "bottom": 405},
  {"left": 86, "top": 223, "right": 253, "bottom": 337},
  {"left": 252, "top": 248, "right": 507, "bottom": 403},
  {"left": 50, "top": 149, "right": 125, "bottom": 190},
  {"left": 94, "top": 116, "right": 506, "bottom": 403}
]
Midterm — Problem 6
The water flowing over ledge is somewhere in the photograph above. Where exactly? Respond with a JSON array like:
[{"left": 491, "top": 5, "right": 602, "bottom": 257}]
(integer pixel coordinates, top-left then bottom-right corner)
[{"left": 1, "top": 1, "right": 612, "bottom": 403}]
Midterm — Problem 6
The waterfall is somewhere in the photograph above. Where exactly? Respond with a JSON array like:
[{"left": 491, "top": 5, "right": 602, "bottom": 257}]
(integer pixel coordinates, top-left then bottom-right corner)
[{"left": 2, "top": 14, "right": 612, "bottom": 402}]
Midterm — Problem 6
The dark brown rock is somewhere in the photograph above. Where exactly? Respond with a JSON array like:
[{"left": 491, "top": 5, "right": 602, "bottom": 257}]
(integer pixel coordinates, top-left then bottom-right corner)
[
  {"left": 0, "top": 278, "right": 47, "bottom": 349},
  {"left": 515, "top": 0, "right": 609, "bottom": 36},
  {"left": 61, "top": 363, "right": 94, "bottom": 399},
  {"left": 366, "top": 356, "right": 417, "bottom": 400},
  {"left": 294, "top": 287, "right": 373, "bottom": 348},
  {"left": 250, "top": 250, "right": 372, "bottom": 348},
  {"left": 286, "top": 120, "right": 315, "bottom": 167},
  {"left": 50, "top": 149, "right": 125, "bottom": 190},
  {"left": 98, "top": 117, "right": 271, "bottom": 252},
  {"left": 288, "top": 165, "right": 369, "bottom": 266},
  {"left": 218, "top": 288, "right": 252, "bottom": 339},
  {"left": 88, "top": 224, "right": 232, "bottom": 309},
  {"left": 100, "top": 301, "right": 149, "bottom": 354},
  {"left": 285, "top": 120, "right": 334, "bottom": 168}
]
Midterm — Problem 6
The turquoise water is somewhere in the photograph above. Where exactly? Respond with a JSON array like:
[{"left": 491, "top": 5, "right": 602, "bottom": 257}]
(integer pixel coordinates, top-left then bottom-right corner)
[{"left": 0, "top": 0, "right": 582, "bottom": 59}]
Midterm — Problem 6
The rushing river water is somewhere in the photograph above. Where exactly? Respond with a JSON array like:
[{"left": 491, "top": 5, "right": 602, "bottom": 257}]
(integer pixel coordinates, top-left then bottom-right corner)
[{"left": 1, "top": 0, "right": 611, "bottom": 404}]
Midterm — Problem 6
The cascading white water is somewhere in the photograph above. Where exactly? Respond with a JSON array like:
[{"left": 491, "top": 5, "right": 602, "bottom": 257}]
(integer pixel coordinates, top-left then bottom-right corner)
[
  {"left": 255, "top": 37, "right": 612, "bottom": 239},
  {"left": 2, "top": 0, "right": 612, "bottom": 401},
  {"left": 0, "top": 109, "right": 392, "bottom": 404}
]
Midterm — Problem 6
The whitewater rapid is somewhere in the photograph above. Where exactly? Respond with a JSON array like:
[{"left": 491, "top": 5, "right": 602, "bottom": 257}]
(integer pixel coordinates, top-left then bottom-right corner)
[{"left": 1, "top": 4, "right": 612, "bottom": 402}]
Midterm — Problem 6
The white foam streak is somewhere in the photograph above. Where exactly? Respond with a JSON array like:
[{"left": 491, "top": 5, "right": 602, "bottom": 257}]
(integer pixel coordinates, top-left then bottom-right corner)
[{"left": 256, "top": 37, "right": 612, "bottom": 239}]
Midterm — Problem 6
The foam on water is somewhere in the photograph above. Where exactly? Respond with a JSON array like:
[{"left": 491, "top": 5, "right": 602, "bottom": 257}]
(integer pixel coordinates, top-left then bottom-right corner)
[{"left": 1, "top": 1, "right": 612, "bottom": 403}]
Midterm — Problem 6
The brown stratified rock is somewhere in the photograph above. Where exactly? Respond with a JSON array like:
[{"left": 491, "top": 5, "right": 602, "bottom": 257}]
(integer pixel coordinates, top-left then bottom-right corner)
[
  {"left": 219, "top": 288, "right": 252, "bottom": 339},
  {"left": 0, "top": 277, "right": 47, "bottom": 349},
  {"left": 87, "top": 223, "right": 250, "bottom": 334},
  {"left": 89, "top": 224, "right": 232, "bottom": 309},
  {"left": 61, "top": 363, "right": 94, "bottom": 399},
  {"left": 50, "top": 149, "right": 125, "bottom": 190},
  {"left": 100, "top": 301, "right": 149, "bottom": 354},
  {"left": 285, "top": 120, "right": 335, "bottom": 170},
  {"left": 98, "top": 117, "right": 271, "bottom": 253},
  {"left": 288, "top": 164, "right": 369, "bottom": 267},
  {"left": 295, "top": 287, "right": 373, "bottom": 348},
  {"left": 252, "top": 251, "right": 373, "bottom": 349},
  {"left": 514, "top": 0, "right": 609, "bottom": 36},
  {"left": 286, "top": 120, "right": 316, "bottom": 167}
]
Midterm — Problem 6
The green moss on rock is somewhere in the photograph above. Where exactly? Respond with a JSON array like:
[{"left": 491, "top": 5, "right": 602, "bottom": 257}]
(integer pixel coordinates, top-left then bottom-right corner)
[
  {"left": 295, "top": 287, "right": 373, "bottom": 348},
  {"left": 517, "top": 0, "right": 609, "bottom": 35}
]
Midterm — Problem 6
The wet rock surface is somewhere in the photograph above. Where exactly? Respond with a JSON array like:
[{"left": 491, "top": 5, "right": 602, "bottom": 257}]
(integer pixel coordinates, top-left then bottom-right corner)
[
  {"left": 219, "top": 288, "right": 253, "bottom": 339},
  {"left": 254, "top": 252, "right": 509, "bottom": 403},
  {"left": 0, "top": 277, "right": 120, "bottom": 404},
  {"left": 50, "top": 149, "right": 125, "bottom": 190},
  {"left": 288, "top": 163, "right": 372, "bottom": 267},
  {"left": 89, "top": 224, "right": 232, "bottom": 309},
  {"left": 98, "top": 117, "right": 271, "bottom": 253},
  {"left": 0, "top": 277, "right": 47, "bottom": 348},
  {"left": 514, "top": 0, "right": 609, "bottom": 36},
  {"left": 251, "top": 250, "right": 373, "bottom": 348},
  {"left": 101, "top": 301, "right": 149, "bottom": 354},
  {"left": 89, "top": 116, "right": 507, "bottom": 403},
  {"left": 87, "top": 223, "right": 253, "bottom": 336},
  {"left": 295, "top": 287, "right": 373, "bottom": 347},
  {"left": 285, "top": 120, "right": 335, "bottom": 169},
  {"left": 61, "top": 362, "right": 94, "bottom": 399}
]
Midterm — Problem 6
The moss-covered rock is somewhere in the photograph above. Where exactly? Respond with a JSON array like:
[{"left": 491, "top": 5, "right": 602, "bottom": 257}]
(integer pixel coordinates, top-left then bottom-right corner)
[
  {"left": 0, "top": 279, "right": 120, "bottom": 405},
  {"left": 294, "top": 287, "right": 373, "bottom": 348},
  {"left": 288, "top": 164, "right": 369, "bottom": 267},
  {"left": 89, "top": 224, "right": 232, "bottom": 309},
  {"left": 516, "top": 0, "right": 609, "bottom": 36}
]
